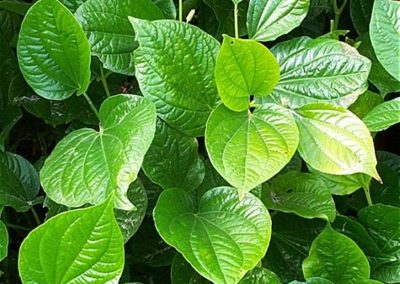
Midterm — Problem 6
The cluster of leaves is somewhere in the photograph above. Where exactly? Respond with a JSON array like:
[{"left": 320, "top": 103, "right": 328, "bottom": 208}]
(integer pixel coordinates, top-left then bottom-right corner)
[{"left": 0, "top": 0, "right": 399, "bottom": 283}]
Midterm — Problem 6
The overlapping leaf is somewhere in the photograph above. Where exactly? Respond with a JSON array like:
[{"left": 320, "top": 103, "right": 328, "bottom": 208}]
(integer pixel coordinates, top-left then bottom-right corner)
[
  {"left": 0, "top": 221, "right": 8, "bottom": 261},
  {"left": 363, "top": 98, "right": 400, "bottom": 132}
]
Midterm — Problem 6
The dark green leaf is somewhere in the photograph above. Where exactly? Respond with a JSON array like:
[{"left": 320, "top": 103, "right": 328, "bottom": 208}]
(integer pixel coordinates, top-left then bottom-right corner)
[
  {"left": 239, "top": 267, "right": 281, "bottom": 283},
  {"left": 363, "top": 98, "right": 400, "bottom": 132},
  {"left": 0, "top": 221, "right": 8, "bottom": 261},
  {"left": 350, "top": 0, "right": 373, "bottom": 35}
]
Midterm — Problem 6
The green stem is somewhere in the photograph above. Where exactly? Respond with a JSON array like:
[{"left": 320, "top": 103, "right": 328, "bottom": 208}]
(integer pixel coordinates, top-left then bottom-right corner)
[
  {"left": 83, "top": 93, "right": 100, "bottom": 120},
  {"left": 363, "top": 185, "right": 373, "bottom": 207},
  {"left": 332, "top": 0, "right": 348, "bottom": 30},
  {"left": 30, "top": 207, "right": 41, "bottom": 226},
  {"left": 6, "top": 223, "right": 31, "bottom": 231},
  {"left": 234, "top": 3, "right": 239, "bottom": 38},
  {"left": 179, "top": 0, "right": 183, "bottom": 22},
  {"left": 100, "top": 65, "right": 111, "bottom": 98}
]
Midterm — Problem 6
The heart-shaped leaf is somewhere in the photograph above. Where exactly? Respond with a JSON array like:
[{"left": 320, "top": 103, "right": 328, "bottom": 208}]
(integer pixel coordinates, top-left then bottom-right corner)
[
  {"left": 143, "top": 119, "right": 205, "bottom": 191},
  {"left": 75, "top": 0, "right": 163, "bottom": 75},
  {"left": 263, "top": 171, "right": 336, "bottom": 222},
  {"left": 0, "top": 151, "right": 40, "bottom": 212},
  {"left": 370, "top": 0, "right": 400, "bottom": 81},
  {"left": 17, "top": 0, "right": 91, "bottom": 100},
  {"left": 215, "top": 35, "right": 280, "bottom": 111},
  {"left": 40, "top": 94, "right": 156, "bottom": 210},
  {"left": 18, "top": 196, "right": 124, "bottom": 283},
  {"left": 258, "top": 37, "right": 371, "bottom": 108},
  {"left": 303, "top": 224, "right": 371, "bottom": 283},
  {"left": 0, "top": 221, "right": 8, "bottom": 261},
  {"left": 205, "top": 104, "right": 299, "bottom": 194},
  {"left": 130, "top": 18, "right": 220, "bottom": 137},
  {"left": 363, "top": 98, "right": 400, "bottom": 132},
  {"left": 247, "top": 0, "right": 310, "bottom": 42},
  {"left": 293, "top": 103, "right": 380, "bottom": 180},
  {"left": 154, "top": 187, "right": 272, "bottom": 284}
]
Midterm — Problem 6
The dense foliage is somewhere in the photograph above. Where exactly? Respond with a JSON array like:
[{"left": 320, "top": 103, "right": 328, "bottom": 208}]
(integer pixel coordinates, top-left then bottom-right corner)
[{"left": 0, "top": 0, "right": 399, "bottom": 283}]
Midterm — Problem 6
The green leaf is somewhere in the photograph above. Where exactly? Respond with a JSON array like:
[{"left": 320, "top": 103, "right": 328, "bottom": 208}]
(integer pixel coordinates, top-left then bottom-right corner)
[
  {"left": 370, "top": 0, "right": 400, "bottom": 81},
  {"left": 309, "top": 166, "right": 371, "bottom": 196},
  {"left": 350, "top": 0, "right": 373, "bottom": 35},
  {"left": 239, "top": 267, "right": 281, "bottom": 284},
  {"left": 0, "top": 220, "right": 8, "bottom": 261},
  {"left": 263, "top": 172, "right": 336, "bottom": 222},
  {"left": 17, "top": 0, "right": 91, "bottom": 100},
  {"left": 303, "top": 224, "right": 371, "bottom": 283},
  {"left": 288, "top": 278, "right": 334, "bottom": 284},
  {"left": 154, "top": 187, "right": 272, "bottom": 284},
  {"left": 196, "top": 159, "right": 229, "bottom": 201},
  {"left": 0, "top": 151, "right": 40, "bottom": 212},
  {"left": 75, "top": 0, "right": 163, "bottom": 75},
  {"left": 130, "top": 18, "right": 219, "bottom": 137},
  {"left": 18, "top": 196, "right": 124, "bottom": 283},
  {"left": 143, "top": 119, "right": 205, "bottom": 191},
  {"left": 59, "top": 0, "right": 86, "bottom": 12},
  {"left": 171, "top": 254, "right": 211, "bottom": 283},
  {"left": 349, "top": 91, "right": 384, "bottom": 119},
  {"left": 247, "top": 0, "right": 310, "bottom": 41},
  {"left": 294, "top": 103, "right": 380, "bottom": 180},
  {"left": 258, "top": 37, "right": 371, "bottom": 108},
  {"left": 357, "top": 33, "right": 400, "bottom": 97},
  {"left": 215, "top": 35, "right": 279, "bottom": 111},
  {"left": 115, "top": 179, "right": 147, "bottom": 243},
  {"left": 152, "top": 0, "right": 176, "bottom": 19},
  {"left": 205, "top": 104, "right": 299, "bottom": 194},
  {"left": 359, "top": 204, "right": 400, "bottom": 283},
  {"left": 40, "top": 94, "right": 156, "bottom": 210},
  {"left": 0, "top": 0, "right": 30, "bottom": 15},
  {"left": 363, "top": 98, "right": 400, "bottom": 132}
]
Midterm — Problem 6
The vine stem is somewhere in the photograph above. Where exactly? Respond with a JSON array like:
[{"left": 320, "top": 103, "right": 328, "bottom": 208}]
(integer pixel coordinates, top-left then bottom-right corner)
[
  {"left": 332, "top": 0, "right": 348, "bottom": 31},
  {"left": 234, "top": 3, "right": 239, "bottom": 38},
  {"left": 6, "top": 223, "right": 31, "bottom": 231},
  {"left": 30, "top": 207, "right": 41, "bottom": 226},
  {"left": 179, "top": 0, "right": 183, "bottom": 22},
  {"left": 83, "top": 93, "right": 100, "bottom": 120},
  {"left": 100, "top": 65, "right": 111, "bottom": 98},
  {"left": 363, "top": 185, "right": 373, "bottom": 207}
]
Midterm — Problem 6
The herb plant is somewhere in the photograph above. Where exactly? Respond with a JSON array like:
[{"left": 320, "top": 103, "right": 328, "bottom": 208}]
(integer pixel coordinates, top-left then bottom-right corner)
[{"left": 0, "top": 0, "right": 399, "bottom": 283}]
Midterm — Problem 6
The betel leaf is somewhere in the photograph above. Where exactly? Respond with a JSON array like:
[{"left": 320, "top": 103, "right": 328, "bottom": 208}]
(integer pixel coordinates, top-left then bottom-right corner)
[
  {"left": 309, "top": 166, "right": 371, "bottom": 196},
  {"left": 40, "top": 94, "right": 156, "bottom": 210},
  {"left": 288, "top": 278, "right": 334, "bottom": 284},
  {"left": 130, "top": 18, "right": 220, "bottom": 137},
  {"left": 18, "top": 196, "right": 124, "bottom": 283},
  {"left": 239, "top": 267, "right": 281, "bottom": 284},
  {"left": 247, "top": 0, "right": 310, "bottom": 41},
  {"left": 349, "top": 91, "right": 384, "bottom": 119},
  {"left": 75, "top": 0, "right": 163, "bottom": 75},
  {"left": 0, "top": 151, "right": 40, "bottom": 212},
  {"left": 205, "top": 104, "right": 298, "bottom": 195},
  {"left": 370, "top": 0, "right": 400, "bottom": 81},
  {"left": 302, "top": 224, "right": 370, "bottom": 283},
  {"left": 215, "top": 35, "right": 279, "bottom": 111},
  {"left": 0, "top": 220, "right": 8, "bottom": 261},
  {"left": 350, "top": 0, "right": 373, "bottom": 35},
  {"left": 196, "top": 159, "right": 229, "bottom": 201},
  {"left": 59, "top": 0, "right": 86, "bottom": 12},
  {"left": 363, "top": 98, "right": 400, "bottom": 132},
  {"left": 262, "top": 171, "right": 336, "bottom": 222},
  {"left": 17, "top": 0, "right": 91, "bottom": 100},
  {"left": 154, "top": 187, "right": 272, "bottom": 284},
  {"left": 143, "top": 119, "right": 205, "bottom": 191},
  {"left": 115, "top": 179, "right": 147, "bottom": 243},
  {"left": 293, "top": 103, "right": 380, "bottom": 180},
  {"left": 258, "top": 37, "right": 371, "bottom": 108},
  {"left": 171, "top": 254, "right": 211, "bottom": 284},
  {"left": 152, "top": 0, "right": 176, "bottom": 19}
]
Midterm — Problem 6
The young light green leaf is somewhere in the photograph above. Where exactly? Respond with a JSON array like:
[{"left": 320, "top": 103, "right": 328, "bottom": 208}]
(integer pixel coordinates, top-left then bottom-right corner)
[
  {"left": 303, "top": 224, "right": 371, "bottom": 283},
  {"left": 263, "top": 171, "right": 336, "bottom": 222},
  {"left": 350, "top": 0, "right": 373, "bottom": 35},
  {"left": 370, "top": 0, "right": 400, "bottom": 81},
  {"left": 294, "top": 103, "right": 380, "bottom": 180},
  {"left": 0, "top": 151, "right": 40, "bottom": 212},
  {"left": 215, "top": 35, "right": 279, "bottom": 111},
  {"left": 75, "top": 0, "right": 163, "bottom": 75},
  {"left": 239, "top": 267, "right": 281, "bottom": 284},
  {"left": 18, "top": 196, "right": 124, "bottom": 283},
  {"left": 40, "top": 94, "right": 156, "bottom": 210},
  {"left": 258, "top": 37, "right": 371, "bottom": 108},
  {"left": 363, "top": 98, "right": 400, "bottom": 132},
  {"left": 0, "top": 221, "right": 8, "bottom": 261},
  {"left": 205, "top": 104, "right": 299, "bottom": 195},
  {"left": 247, "top": 0, "right": 310, "bottom": 41},
  {"left": 130, "top": 18, "right": 220, "bottom": 137},
  {"left": 115, "top": 179, "right": 147, "bottom": 243},
  {"left": 154, "top": 187, "right": 272, "bottom": 284},
  {"left": 17, "top": 0, "right": 91, "bottom": 100},
  {"left": 143, "top": 119, "right": 205, "bottom": 191},
  {"left": 309, "top": 166, "right": 371, "bottom": 196}
]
